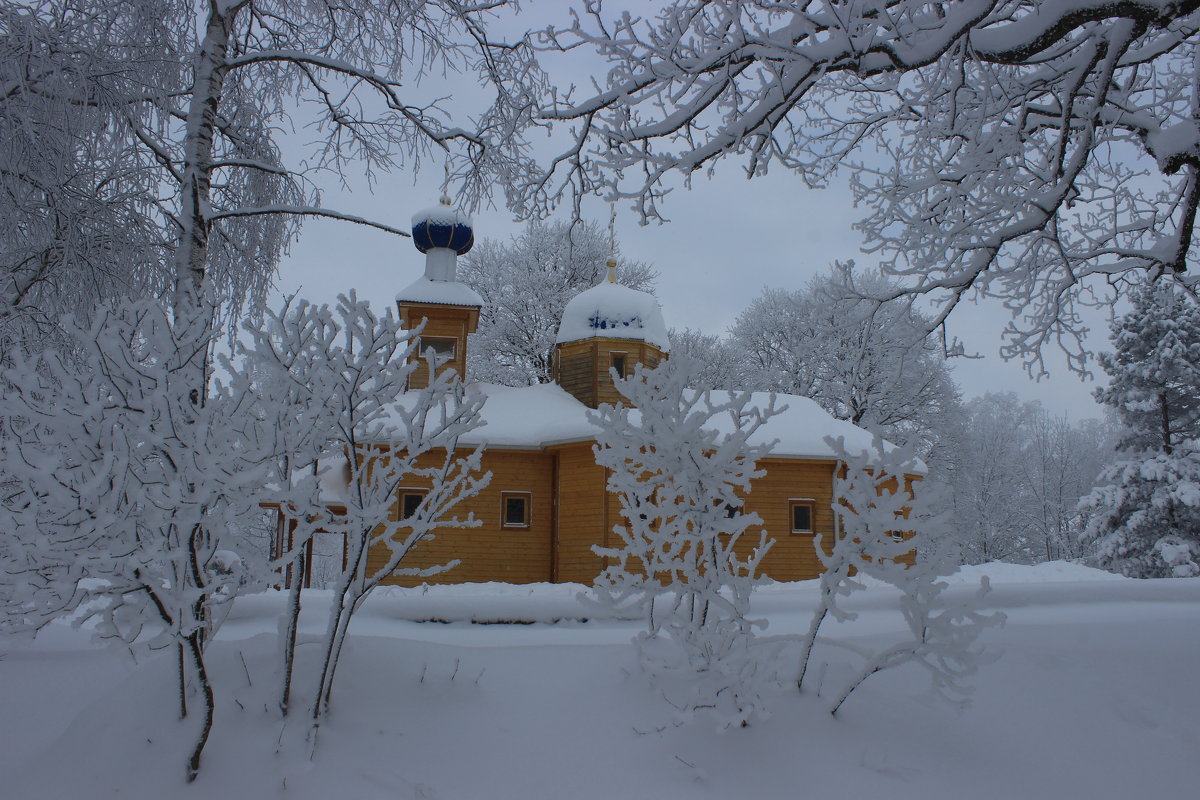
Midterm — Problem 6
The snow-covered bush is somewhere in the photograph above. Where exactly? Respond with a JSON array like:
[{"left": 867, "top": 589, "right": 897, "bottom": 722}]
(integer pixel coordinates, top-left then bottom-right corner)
[
  {"left": 0, "top": 299, "right": 272, "bottom": 778},
  {"left": 238, "top": 294, "right": 491, "bottom": 728},
  {"left": 589, "top": 355, "right": 783, "bottom": 727},
  {"left": 798, "top": 435, "right": 1004, "bottom": 714}
]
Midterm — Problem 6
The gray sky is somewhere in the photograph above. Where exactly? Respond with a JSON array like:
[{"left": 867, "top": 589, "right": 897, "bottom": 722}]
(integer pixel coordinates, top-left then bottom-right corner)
[
  {"left": 271, "top": 1, "right": 1109, "bottom": 421},
  {"left": 273, "top": 164, "right": 1107, "bottom": 421}
]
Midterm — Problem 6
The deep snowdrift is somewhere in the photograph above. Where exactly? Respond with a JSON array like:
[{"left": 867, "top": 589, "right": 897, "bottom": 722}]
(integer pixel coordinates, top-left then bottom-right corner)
[{"left": 1, "top": 562, "right": 1197, "bottom": 799}]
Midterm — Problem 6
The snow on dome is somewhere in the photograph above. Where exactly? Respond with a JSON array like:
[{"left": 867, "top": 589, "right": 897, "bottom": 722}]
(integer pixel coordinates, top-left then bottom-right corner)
[
  {"left": 396, "top": 276, "right": 483, "bottom": 307},
  {"left": 411, "top": 201, "right": 474, "bottom": 255},
  {"left": 555, "top": 281, "right": 670, "bottom": 350}
]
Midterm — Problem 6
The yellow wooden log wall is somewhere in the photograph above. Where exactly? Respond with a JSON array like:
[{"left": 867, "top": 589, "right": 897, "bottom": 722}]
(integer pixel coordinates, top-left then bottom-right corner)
[
  {"left": 359, "top": 445, "right": 893, "bottom": 587},
  {"left": 370, "top": 447, "right": 555, "bottom": 587},
  {"left": 553, "top": 337, "right": 667, "bottom": 409},
  {"left": 549, "top": 442, "right": 612, "bottom": 583},
  {"left": 397, "top": 304, "right": 479, "bottom": 389}
]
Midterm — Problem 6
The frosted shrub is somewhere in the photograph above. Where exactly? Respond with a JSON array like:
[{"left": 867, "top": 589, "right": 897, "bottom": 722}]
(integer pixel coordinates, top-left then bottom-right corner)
[
  {"left": 589, "top": 356, "right": 783, "bottom": 727},
  {"left": 236, "top": 294, "right": 490, "bottom": 731},
  {"left": 798, "top": 435, "right": 1004, "bottom": 714}
]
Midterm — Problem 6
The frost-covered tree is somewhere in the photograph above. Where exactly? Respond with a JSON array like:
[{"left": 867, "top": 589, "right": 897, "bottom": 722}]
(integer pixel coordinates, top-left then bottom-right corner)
[
  {"left": 1, "top": 1, "right": 538, "bottom": 779},
  {"left": 797, "top": 435, "right": 1003, "bottom": 714},
  {"left": 239, "top": 295, "right": 490, "bottom": 731},
  {"left": 460, "top": 219, "right": 656, "bottom": 385},
  {"left": 528, "top": 1, "right": 1200, "bottom": 371},
  {"left": 666, "top": 328, "right": 756, "bottom": 391},
  {"left": 589, "top": 356, "right": 782, "bottom": 727},
  {"left": 730, "top": 267, "right": 959, "bottom": 457},
  {"left": 0, "top": 300, "right": 273, "bottom": 780},
  {"left": 1080, "top": 280, "right": 1200, "bottom": 577},
  {"left": 943, "top": 393, "right": 1114, "bottom": 564},
  {"left": 0, "top": 0, "right": 543, "bottom": 379},
  {"left": 0, "top": 5, "right": 165, "bottom": 352},
  {"left": 1024, "top": 413, "right": 1114, "bottom": 562},
  {"left": 948, "top": 393, "right": 1042, "bottom": 563}
]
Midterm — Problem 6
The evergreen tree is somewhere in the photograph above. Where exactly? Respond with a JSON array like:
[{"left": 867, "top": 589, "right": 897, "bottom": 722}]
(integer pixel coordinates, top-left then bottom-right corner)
[{"left": 1080, "top": 280, "right": 1200, "bottom": 577}]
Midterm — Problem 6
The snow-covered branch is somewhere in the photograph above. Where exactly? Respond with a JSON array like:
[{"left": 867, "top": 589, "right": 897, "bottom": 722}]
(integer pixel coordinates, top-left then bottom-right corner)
[{"left": 523, "top": 0, "right": 1200, "bottom": 372}]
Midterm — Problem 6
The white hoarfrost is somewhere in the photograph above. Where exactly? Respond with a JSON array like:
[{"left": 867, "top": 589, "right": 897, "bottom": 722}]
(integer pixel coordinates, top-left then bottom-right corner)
[
  {"left": 237, "top": 293, "right": 490, "bottom": 730},
  {"left": 589, "top": 355, "right": 783, "bottom": 728},
  {"left": 0, "top": 299, "right": 273, "bottom": 781},
  {"left": 796, "top": 435, "right": 1004, "bottom": 715},
  {"left": 525, "top": 0, "right": 1200, "bottom": 372}
]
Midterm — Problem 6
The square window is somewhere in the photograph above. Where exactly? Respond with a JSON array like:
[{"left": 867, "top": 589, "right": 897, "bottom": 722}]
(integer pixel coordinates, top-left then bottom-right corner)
[
  {"left": 790, "top": 501, "right": 814, "bottom": 533},
  {"left": 502, "top": 492, "right": 530, "bottom": 527},
  {"left": 419, "top": 337, "right": 456, "bottom": 363}
]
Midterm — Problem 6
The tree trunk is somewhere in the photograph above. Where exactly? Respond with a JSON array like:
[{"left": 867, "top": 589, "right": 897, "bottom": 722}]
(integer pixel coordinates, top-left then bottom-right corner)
[
  {"left": 184, "top": 630, "right": 215, "bottom": 783},
  {"left": 172, "top": 4, "right": 239, "bottom": 779},
  {"left": 172, "top": 3, "right": 237, "bottom": 397},
  {"left": 279, "top": 547, "right": 305, "bottom": 716},
  {"left": 796, "top": 604, "right": 827, "bottom": 692}
]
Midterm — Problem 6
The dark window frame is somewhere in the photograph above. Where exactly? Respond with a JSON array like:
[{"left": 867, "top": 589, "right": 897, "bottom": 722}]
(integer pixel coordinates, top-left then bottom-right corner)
[
  {"left": 790, "top": 500, "right": 815, "bottom": 534},
  {"left": 400, "top": 489, "right": 427, "bottom": 521},
  {"left": 610, "top": 352, "right": 627, "bottom": 379},
  {"left": 501, "top": 491, "right": 531, "bottom": 528}
]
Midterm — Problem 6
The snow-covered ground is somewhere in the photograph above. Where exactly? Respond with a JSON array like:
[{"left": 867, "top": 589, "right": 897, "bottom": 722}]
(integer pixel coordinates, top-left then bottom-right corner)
[{"left": 1, "top": 562, "right": 1197, "bottom": 799}]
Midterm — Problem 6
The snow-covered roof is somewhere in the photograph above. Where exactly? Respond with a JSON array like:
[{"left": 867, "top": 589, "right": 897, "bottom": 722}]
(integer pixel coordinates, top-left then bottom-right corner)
[
  {"left": 555, "top": 281, "right": 670, "bottom": 350},
  {"left": 298, "top": 385, "right": 919, "bottom": 503},
  {"left": 381, "top": 383, "right": 912, "bottom": 465},
  {"left": 396, "top": 276, "right": 483, "bottom": 307}
]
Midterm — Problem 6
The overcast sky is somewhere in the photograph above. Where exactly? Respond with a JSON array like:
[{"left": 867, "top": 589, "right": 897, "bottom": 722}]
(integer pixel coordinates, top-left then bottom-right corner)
[{"left": 271, "top": 1, "right": 1110, "bottom": 422}]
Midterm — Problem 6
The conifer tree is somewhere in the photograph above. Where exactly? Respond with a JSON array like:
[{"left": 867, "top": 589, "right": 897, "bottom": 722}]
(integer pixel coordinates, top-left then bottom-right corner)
[{"left": 1080, "top": 280, "right": 1200, "bottom": 577}]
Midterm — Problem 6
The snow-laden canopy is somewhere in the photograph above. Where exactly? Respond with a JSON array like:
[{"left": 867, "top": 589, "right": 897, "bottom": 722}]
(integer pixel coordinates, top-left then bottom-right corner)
[
  {"left": 395, "top": 276, "right": 483, "bottom": 307},
  {"left": 554, "top": 281, "right": 670, "bottom": 349}
]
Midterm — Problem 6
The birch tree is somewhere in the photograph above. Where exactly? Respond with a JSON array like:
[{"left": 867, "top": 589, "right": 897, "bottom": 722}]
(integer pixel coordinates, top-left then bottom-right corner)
[
  {"left": 0, "top": 4, "right": 167, "bottom": 352},
  {"left": 0, "top": 0, "right": 539, "bottom": 779},
  {"left": 1, "top": 0, "right": 542, "bottom": 361},
  {"left": 526, "top": 0, "right": 1200, "bottom": 371}
]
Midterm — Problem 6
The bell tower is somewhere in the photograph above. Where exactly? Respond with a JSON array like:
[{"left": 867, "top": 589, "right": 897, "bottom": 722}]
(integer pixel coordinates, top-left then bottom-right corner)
[
  {"left": 396, "top": 196, "right": 482, "bottom": 388},
  {"left": 552, "top": 259, "right": 669, "bottom": 408}
]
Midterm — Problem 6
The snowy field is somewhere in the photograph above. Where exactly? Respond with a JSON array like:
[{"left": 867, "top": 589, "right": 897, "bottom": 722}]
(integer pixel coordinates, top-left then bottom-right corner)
[{"left": 1, "top": 562, "right": 1197, "bottom": 799}]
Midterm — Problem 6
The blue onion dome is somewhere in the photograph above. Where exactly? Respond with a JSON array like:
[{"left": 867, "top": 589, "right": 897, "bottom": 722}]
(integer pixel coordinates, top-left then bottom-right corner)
[{"left": 411, "top": 196, "right": 474, "bottom": 255}]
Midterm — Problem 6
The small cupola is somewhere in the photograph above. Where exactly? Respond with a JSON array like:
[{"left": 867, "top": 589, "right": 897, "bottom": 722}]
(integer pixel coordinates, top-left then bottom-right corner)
[
  {"left": 552, "top": 259, "right": 669, "bottom": 408},
  {"left": 396, "top": 196, "right": 483, "bottom": 388}
]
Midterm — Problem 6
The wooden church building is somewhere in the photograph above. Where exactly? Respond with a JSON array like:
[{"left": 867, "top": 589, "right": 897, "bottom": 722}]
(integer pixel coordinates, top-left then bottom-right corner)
[{"left": 285, "top": 199, "right": 885, "bottom": 587}]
